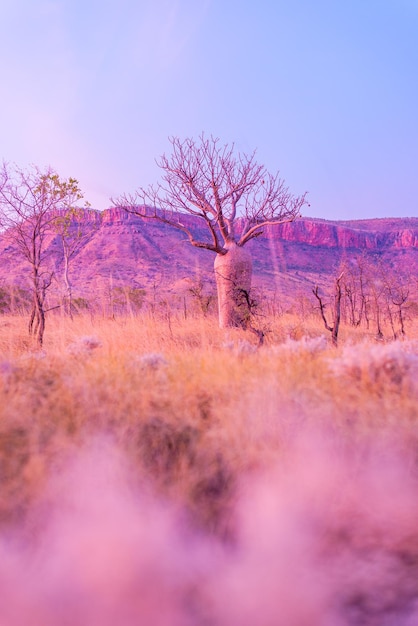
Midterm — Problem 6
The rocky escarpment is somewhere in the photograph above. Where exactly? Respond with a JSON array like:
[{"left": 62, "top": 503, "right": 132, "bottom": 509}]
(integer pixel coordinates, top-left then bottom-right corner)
[
  {"left": 0, "top": 210, "right": 417, "bottom": 311},
  {"left": 103, "top": 208, "right": 418, "bottom": 251},
  {"left": 266, "top": 218, "right": 418, "bottom": 250}
]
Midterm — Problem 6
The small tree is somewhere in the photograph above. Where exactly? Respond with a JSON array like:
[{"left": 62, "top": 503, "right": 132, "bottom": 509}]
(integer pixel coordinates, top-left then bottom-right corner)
[
  {"left": 53, "top": 206, "right": 99, "bottom": 318},
  {"left": 0, "top": 163, "right": 88, "bottom": 345},
  {"left": 115, "top": 135, "right": 307, "bottom": 329},
  {"left": 341, "top": 260, "right": 363, "bottom": 327},
  {"left": 188, "top": 278, "right": 215, "bottom": 317},
  {"left": 382, "top": 265, "right": 411, "bottom": 339},
  {"left": 313, "top": 273, "right": 344, "bottom": 346}
]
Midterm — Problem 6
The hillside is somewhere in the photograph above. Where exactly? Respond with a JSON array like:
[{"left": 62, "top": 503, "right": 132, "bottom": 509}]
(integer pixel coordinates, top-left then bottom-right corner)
[{"left": 1, "top": 209, "right": 417, "bottom": 311}]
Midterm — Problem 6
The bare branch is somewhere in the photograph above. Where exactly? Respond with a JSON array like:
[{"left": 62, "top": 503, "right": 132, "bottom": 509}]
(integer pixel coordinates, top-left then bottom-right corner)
[
  {"left": 114, "top": 134, "right": 308, "bottom": 252},
  {"left": 313, "top": 273, "right": 344, "bottom": 346},
  {"left": 121, "top": 203, "right": 221, "bottom": 253},
  {"left": 313, "top": 285, "right": 333, "bottom": 333},
  {"left": 114, "top": 134, "right": 308, "bottom": 330}
]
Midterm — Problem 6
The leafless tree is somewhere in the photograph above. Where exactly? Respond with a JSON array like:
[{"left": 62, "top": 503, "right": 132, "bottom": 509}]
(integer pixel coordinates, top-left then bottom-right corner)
[
  {"left": 340, "top": 255, "right": 373, "bottom": 329},
  {"left": 313, "top": 272, "right": 344, "bottom": 346},
  {"left": 339, "top": 255, "right": 412, "bottom": 340},
  {"left": 0, "top": 163, "right": 88, "bottom": 346},
  {"left": 188, "top": 278, "right": 215, "bottom": 317},
  {"left": 115, "top": 134, "right": 307, "bottom": 329},
  {"left": 357, "top": 255, "right": 371, "bottom": 329},
  {"left": 382, "top": 266, "right": 411, "bottom": 339},
  {"left": 369, "top": 273, "right": 386, "bottom": 340},
  {"left": 341, "top": 261, "right": 362, "bottom": 327},
  {"left": 391, "top": 284, "right": 409, "bottom": 337}
]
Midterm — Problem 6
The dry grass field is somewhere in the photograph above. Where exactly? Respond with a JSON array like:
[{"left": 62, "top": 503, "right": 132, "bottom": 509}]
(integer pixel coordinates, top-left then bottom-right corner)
[{"left": 1, "top": 310, "right": 418, "bottom": 625}]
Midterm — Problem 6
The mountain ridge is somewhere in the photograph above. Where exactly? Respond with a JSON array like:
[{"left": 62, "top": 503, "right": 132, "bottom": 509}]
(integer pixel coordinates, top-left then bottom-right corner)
[{"left": 1, "top": 210, "right": 417, "bottom": 311}]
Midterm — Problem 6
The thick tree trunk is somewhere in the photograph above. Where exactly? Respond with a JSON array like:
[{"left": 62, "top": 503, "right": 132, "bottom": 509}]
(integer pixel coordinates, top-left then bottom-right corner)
[{"left": 214, "top": 242, "right": 252, "bottom": 328}]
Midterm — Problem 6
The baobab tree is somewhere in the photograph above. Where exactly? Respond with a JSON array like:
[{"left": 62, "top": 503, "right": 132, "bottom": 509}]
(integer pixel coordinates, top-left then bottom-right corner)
[
  {"left": 115, "top": 135, "right": 307, "bottom": 328},
  {"left": 0, "top": 162, "right": 88, "bottom": 346}
]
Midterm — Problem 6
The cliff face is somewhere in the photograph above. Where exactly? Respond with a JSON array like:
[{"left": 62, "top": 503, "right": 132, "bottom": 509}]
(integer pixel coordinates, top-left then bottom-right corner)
[
  {"left": 0, "top": 210, "right": 417, "bottom": 307},
  {"left": 101, "top": 209, "right": 418, "bottom": 251},
  {"left": 267, "top": 218, "right": 418, "bottom": 250}
]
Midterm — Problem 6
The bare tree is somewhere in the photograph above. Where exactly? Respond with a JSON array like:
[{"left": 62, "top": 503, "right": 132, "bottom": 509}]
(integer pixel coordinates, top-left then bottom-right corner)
[
  {"left": 391, "top": 284, "right": 409, "bottom": 338},
  {"left": 369, "top": 274, "right": 386, "bottom": 340},
  {"left": 341, "top": 261, "right": 362, "bottom": 327},
  {"left": 313, "top": 273, "right": 344, "bottom": 346},
  {"left": 115, "top": 135, "right": 307, "bottom": 328},
  {"left": 0, "top": 163, "right": 88, "bottom": 346},
  {"left": 188, "top": 278, "right": 215, "bottom": 317},
  {"left": 339, "top": 255, "right": 412, "bottom": 340},
  {"left": 382, "top": 266, "right": 411, "bottom": 339}
]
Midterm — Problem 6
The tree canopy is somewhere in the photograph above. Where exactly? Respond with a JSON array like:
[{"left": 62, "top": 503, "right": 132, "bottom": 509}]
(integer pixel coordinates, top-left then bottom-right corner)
[{"left": 116, "top": 134, "right": 308, "bottom": 254}]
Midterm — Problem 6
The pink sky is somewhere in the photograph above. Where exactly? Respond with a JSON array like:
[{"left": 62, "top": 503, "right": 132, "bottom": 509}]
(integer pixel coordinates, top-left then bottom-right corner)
[{"left": 0, "top": 0, "right": 417, "bottom": 220}]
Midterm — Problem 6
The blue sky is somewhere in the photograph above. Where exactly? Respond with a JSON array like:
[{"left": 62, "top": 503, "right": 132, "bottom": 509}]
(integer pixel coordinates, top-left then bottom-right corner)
[{"left": 1, "top": 0, "right": 417, "bottom": 220}]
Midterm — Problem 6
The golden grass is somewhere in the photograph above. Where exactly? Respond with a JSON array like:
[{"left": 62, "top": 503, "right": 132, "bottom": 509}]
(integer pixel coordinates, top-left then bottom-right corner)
[
  {"left": 1, "top": 310, "right": 418, "bottom": 623},
  {"left": 1, "top": 310, "right": 417, "bottom": 527}
]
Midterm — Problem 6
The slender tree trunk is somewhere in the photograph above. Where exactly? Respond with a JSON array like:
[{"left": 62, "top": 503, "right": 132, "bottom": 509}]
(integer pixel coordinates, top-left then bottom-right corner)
[
  {"left": 214, "top": 242, "right": 252, "bottom": 328},
  {"left": 29, "top": 302, "right": 36, "bottom": 336},
  {"left": 35, "top": 293, "right": 46, "bottom": 346},
  {"left": 61, "top": 232, "right": 82, "bottom": 320},
  {"left": 373, "top": 293, "right": 384, "bottom": 339},
  {"left": 29, "top": 290, "right": 45, "bottom": 346},
  {"left": 63, "top": 251, "right": 73, "bottom": 319},
  {"left": 386, "top": 298, "right": 397, "bottom": 340},
  {"left": 331, "top": 278, "right": 343, "bottom": 347},
  {"left": 398, "top": 305, "right": 406, "bottom": 337}
]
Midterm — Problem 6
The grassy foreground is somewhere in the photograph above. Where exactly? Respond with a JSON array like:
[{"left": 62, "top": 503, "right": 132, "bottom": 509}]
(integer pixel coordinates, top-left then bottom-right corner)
[{"left": 1, "top": 311, "right": 418, "bottom": 625}]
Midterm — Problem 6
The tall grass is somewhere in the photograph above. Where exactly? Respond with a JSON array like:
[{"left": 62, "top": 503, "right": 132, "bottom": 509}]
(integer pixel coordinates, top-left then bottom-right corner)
[{"left": 0, "top": 310, "right": 418, "bottom": 624}]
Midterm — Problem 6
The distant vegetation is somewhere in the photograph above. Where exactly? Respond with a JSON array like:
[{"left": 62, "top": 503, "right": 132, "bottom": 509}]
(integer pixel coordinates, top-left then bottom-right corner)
[{"left": 0, "top": 248, "right": 416, "bottom": 346}]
